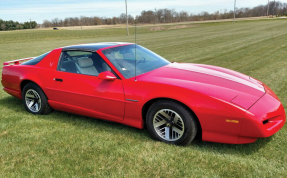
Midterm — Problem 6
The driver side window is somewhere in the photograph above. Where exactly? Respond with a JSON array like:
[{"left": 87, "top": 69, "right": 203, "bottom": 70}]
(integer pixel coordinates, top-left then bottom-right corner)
[{"left": 58, "top": 51, "right": 113, "bottom": 76}]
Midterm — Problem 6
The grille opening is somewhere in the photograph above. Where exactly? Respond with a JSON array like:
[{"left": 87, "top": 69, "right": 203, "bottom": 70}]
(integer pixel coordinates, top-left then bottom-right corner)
[{"left": 263, "top": 119, "right": 269, "bottom": 124}]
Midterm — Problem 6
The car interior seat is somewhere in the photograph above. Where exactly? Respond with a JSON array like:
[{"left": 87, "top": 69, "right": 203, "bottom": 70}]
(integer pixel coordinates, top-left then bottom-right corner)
[{"left": 76, "top": 57, "right": 99, "bottom": 76}]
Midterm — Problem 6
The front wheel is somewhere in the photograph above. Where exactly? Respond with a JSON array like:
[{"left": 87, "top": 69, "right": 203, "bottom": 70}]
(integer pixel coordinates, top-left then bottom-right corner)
[
  {"left": 146, "top": 100, "right": 198, "bottom": 146},
  {"left": 22, "top": 83, "right": 53, "bottom": 115}
]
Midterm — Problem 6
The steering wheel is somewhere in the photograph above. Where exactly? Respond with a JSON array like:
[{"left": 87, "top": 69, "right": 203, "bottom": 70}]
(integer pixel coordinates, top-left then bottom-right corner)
[
  {"left": 136, "top": 57, "right": 146, "bottom": 64},
  {"left": 62, "top": 53, "right": 73, "bottom": 62},
  {"left": 66, "top": 54, "right": 74, "bottom": 61}
]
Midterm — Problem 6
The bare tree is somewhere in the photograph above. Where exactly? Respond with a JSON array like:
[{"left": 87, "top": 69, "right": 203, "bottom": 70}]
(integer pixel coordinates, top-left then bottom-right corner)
[
  {"left": 1, "top": 23, "right": 6, "bottom": 30},
  {"left": 179, "top": 11, "right": 189, "bottom": 22}
]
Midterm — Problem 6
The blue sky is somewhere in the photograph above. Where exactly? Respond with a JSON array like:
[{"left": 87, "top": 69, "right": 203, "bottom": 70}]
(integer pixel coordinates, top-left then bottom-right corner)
[{"left": 0, "top": 0, "right": 286, "bottom": 23}]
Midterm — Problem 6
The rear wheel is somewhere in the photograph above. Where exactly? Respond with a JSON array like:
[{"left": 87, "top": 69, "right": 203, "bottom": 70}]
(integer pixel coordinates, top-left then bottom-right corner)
[
  {"left": 22, "top": 83, "right": 53, "bottom": 115},
  {"left": 146, "top": 100, "right": 197, "bottom": 146}
]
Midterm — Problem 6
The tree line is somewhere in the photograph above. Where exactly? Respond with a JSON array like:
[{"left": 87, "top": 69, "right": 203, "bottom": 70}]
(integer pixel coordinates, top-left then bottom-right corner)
[
  {"left": 1, "top": 1, "right": 286, "bottom": 30},
  {"left": 42, "top": 14, "right": 135, "bottom": 27},
  {"left": 0, "top": 20, "right": 37, "bottom": 31},
  {"left": 42, "top": 1, "right": 287, "bottom": 28},
  {"left": 138, "top": 1, "right": 287, "bottom": 23}
]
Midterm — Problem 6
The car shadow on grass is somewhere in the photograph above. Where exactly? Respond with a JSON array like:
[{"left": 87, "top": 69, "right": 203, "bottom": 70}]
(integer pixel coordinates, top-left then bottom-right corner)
[
  {"left": 0, "top": 96, "right": 26, "bottom": 112},
  {"left": 191, "top": 136, "right": 273, "bottom": 156},
  {"left": 0, "top": 96, "right": 274, "bottom": 155},
  {"left": 0, "top": 96, "right": 149, "bottom": 139}
]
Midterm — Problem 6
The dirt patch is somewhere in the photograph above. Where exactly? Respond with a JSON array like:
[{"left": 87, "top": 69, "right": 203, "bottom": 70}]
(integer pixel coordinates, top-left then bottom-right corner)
[
  {"left": 0, "top": 131, "right": 8, "bottom": 137},
  {"left": 150, "top": 25, "right": 199, "bottom": 31},
  {"left": 149, "top": 26, "right": 165, "bottom": 31}
]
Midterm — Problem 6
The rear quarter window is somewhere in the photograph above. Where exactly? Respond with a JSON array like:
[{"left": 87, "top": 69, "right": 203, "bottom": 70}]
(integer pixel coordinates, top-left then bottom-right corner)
[{"left": 21, "top": 52, "right": 50, "bottom": 65}]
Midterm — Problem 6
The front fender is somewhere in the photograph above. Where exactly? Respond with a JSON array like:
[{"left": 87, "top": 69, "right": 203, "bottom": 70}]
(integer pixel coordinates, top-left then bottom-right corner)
[{"left": 122, "top": 79, "right": 246, "bottom": 136}]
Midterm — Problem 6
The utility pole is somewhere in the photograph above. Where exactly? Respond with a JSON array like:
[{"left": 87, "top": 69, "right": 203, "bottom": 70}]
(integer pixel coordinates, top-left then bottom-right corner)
[
  {"left": 154, "top": 8, "right": 157, "bottom": 25},
  {"left": 30, "top": 19, "right": 31, "bottom": 29},
  {"left": 267, "top": 0, "right": 270, "bottom": 17},
  {"left": 274, "top": 0, "right": 276, "bottom": 17},
  {"left": 81, "top": 15, "right": 82, "bottom": 29},
  {"left": 272, "top": 0, "right": 275, "bottom": 18},
  {"left": 233, "top": 0, "right": 236, "bottom": 23},
  {"left": 125, "top": 0, "right": 129, "bottom": 36}
]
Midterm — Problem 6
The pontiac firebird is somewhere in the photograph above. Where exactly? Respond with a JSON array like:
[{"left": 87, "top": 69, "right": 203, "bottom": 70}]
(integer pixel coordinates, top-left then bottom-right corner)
[{"left": 1, "top": 43, "right": 286, "bottom": 145}]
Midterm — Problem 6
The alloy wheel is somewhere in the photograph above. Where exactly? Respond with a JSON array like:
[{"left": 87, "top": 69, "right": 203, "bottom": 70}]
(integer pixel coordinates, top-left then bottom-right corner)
[
  {"left": 153, "top": 109, "right": 185, "bottom": 141},
  {"left": 25, "top": 89, "right": 42, "bottom": 112}
]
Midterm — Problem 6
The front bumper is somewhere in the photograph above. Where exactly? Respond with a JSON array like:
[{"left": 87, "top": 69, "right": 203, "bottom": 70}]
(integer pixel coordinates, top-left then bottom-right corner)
[{"left": 240, "top": 93, "right": 286, "bottom": 142}]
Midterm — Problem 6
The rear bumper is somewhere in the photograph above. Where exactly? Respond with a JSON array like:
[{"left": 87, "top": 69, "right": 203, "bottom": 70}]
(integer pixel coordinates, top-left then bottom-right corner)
[
  {"left": 240, "top": 93, "right": 286, "bottom": 139},
  {"left": 3, "top": 87, "right": 22, "bottom": 99}
]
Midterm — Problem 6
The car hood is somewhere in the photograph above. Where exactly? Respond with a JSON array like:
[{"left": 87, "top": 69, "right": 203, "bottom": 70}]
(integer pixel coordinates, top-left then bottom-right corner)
[{"left": 139, "top": 63, "right": 265, "bottom": 110}]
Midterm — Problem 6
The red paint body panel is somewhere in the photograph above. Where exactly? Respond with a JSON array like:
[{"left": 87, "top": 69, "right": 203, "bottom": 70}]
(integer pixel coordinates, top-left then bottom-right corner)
[
  {"left": 242, "top": 93, "right": 286, "bottom": 138},
  {"left": 1, "top": 43, "right": 286, "bottom": 144},
  {"left": 3, "top": 87, "right": 21, "bottom": 99},
  {"left": 45, "top": 71, "right": 125, "bottom": 121}
]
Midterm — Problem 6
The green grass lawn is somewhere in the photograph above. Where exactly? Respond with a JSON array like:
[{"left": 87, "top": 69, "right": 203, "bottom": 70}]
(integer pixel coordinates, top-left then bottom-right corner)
[{"left": 0, "top": 19, "right": 287, "bottom": 177}]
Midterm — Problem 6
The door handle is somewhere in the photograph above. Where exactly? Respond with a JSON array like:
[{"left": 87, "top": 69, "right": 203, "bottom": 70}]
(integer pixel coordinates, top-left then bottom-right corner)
[{"left": 53, "top": 78, "right": 63, "bottom": 82}]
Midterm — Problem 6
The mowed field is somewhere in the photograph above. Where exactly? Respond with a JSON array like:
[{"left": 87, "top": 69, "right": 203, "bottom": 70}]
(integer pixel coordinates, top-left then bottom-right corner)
[{"left": 0, "top": 19, "right": 287, "bottom": 177}]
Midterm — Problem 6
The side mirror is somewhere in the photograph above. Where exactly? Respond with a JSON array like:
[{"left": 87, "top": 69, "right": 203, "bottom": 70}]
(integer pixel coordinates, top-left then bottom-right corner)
[{"left": 98, "top": 71, "right": 117, "bottom": 81}]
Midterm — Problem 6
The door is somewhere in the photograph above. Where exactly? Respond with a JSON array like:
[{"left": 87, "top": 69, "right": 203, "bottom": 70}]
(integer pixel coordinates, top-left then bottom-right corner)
[{"left": 46, "top": 51, "right": 125, "bottom": 121}]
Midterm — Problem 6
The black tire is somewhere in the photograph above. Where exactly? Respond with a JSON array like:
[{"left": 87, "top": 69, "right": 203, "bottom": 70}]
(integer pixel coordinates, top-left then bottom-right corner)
[
  {"left": 146, "top": 100, "right": 198, "bottom": 146},
  {"left": 22, "top": 83, "right": 53, "bottom": 115}
]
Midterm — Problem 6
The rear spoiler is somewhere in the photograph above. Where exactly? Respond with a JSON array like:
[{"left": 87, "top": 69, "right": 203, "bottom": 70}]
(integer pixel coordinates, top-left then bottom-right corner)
[{"left": 3, "top": 57, "right": 35, "bottom": 66}]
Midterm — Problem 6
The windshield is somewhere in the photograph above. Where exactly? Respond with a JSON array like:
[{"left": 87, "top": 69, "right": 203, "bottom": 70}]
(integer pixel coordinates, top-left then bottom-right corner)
[{"left": 102, "top": 45, "right": 170, "bottom": 79}]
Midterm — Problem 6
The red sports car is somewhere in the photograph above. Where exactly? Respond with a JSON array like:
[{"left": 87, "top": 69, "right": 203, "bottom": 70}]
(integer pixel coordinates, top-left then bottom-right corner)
[{"left": 2, "top": 42, "right": 286, "bottom": 145}]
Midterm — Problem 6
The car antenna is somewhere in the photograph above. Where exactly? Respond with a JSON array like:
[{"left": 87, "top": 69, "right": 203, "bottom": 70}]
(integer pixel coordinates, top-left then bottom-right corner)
[{"left": 134, "top": 21, "right": 137, "bottom": 81}]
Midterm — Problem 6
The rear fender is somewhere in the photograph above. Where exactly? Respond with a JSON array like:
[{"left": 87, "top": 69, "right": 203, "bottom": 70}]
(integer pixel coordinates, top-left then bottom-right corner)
[{"left": 2, "top": 65, "right": 44, "bottom": 99}]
